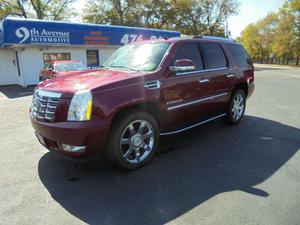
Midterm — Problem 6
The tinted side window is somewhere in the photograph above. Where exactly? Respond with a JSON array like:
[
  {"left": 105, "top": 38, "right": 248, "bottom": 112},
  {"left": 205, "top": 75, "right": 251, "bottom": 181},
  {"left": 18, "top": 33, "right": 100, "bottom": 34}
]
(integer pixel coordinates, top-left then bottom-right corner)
[
  {"left": 201, "top": 43, "right": 227, "bottom": 69},
  {"left": 227, "top": 44, "right": 252, "bottom": 67},
  {"left": 171, "top": 43, "right": 203, "bottom": 70}
]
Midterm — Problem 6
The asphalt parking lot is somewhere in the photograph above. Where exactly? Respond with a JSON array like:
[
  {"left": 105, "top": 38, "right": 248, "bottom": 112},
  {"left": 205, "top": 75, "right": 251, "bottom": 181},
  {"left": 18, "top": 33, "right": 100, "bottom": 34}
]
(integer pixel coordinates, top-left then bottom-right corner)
[{"left": 0, "top": 66, "right": 300, "bottom": 225}]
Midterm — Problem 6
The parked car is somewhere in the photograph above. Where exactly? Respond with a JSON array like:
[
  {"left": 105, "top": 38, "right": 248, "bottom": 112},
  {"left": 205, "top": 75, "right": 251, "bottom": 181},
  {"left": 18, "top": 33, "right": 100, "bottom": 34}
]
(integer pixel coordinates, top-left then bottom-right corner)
[
  {"left": 30, "top": 36, "right": 255, "bottom": 169},
  {"left": 39, "top": 60, "right": 88, "bottom": 81}
]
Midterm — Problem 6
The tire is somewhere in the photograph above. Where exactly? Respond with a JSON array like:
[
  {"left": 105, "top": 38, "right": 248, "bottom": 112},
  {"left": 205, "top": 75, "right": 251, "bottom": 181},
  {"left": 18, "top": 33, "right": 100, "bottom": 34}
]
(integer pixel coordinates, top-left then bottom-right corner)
[
  {"left": 223, "top": 89, "right": 246, "bottom": 125},
  {"left": 105, "top": 111, "right": 159, "bottom": 170}
]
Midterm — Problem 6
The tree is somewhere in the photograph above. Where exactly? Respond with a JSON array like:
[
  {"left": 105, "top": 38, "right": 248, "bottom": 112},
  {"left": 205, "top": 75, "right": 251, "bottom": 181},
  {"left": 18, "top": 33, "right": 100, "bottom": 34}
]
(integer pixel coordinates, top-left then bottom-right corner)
[
  {"left": 0, "top": 0, "right": 77, "bottom": 20},
  {"left": 0, "top": 0, "right": 29, "bottom": 18},
  {"left": 237, "top": 24, "right": 264, "bottom": 60},
  {"left": 202, "top": 0, "right": 239, "bottom": 35},
  {"left": 290, "top": 0, "right": 300, "bottom": 63},
  {"left": 271, "top": 2, "right": 295, "bottom": 61},
  {"left": 82, "top": 0, "right": 239, "bottom": 36},
  {"left": 82, "top": 0, "right": 143, "bottom": 26},
  {"left": 238, "top": 0, "right": 300, "bottom": 65}
]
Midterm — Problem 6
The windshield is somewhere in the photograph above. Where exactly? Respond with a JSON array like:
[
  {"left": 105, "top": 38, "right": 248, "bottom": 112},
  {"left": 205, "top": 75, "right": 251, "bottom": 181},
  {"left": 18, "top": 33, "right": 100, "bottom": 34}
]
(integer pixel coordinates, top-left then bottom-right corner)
[
  {"left": 55, "top": 62, "right": 88, "bottom": 72},
  {"left": 103, "top": 42, "right": 170, "bottom": 72}
]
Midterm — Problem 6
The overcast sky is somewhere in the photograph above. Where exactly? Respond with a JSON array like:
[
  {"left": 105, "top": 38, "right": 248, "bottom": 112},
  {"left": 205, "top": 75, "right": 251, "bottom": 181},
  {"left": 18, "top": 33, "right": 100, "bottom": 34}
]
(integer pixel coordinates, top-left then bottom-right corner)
[{"left": 73, "top": 0, "right": 286, "bottom": 38}]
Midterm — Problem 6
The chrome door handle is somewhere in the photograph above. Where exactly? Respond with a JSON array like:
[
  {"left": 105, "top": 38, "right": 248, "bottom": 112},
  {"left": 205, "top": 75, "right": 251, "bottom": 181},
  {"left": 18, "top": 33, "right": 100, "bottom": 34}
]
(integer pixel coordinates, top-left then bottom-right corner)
[
  {"left": 198, "top": 78, "right": 210, "bottom": 83},
  {"left": 226, "top": 73, "right": 235, "bottom": 78}
]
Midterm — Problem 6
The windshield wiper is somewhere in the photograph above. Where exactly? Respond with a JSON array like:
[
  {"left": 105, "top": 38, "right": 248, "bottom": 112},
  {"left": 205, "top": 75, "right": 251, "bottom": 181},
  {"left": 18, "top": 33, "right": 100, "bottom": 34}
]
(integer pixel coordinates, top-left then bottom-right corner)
[{"left": 107, "top": 65, "right": 140, "bottom": 72}]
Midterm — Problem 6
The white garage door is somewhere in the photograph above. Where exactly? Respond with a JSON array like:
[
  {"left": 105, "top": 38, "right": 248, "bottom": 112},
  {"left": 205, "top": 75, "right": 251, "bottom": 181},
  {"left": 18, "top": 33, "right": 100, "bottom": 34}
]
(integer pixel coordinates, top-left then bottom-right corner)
[{"left": 0, "top": 49, "right": 19, "bottom": 85}]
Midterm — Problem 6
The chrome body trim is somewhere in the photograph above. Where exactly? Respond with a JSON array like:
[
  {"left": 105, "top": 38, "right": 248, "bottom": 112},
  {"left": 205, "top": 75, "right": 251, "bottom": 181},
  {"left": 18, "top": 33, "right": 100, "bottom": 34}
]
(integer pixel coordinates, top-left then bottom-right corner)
[
  {"left": 31, "top": 89, "right": 61, "bottom": 122},
  {"left": 176, "top": 67, "right": 228, "bottom": 76},
  {"left": 226, "top": 73, "right": 235, "bottom": 78},
  {"left": 160, "top": 113, "right": 226, "bottom": 136},
  {"left": 169, "top": 65, "right": 195, "bottom": 72},
  {"left": 167, "top": 92, "right": 228, "bottom": 111},
  {"left": 198, "top": 78, "right": 210, "bottom": 83},
  {"left": 36, "top": 89, "right": 62, "bottom": 98},
  {"left": 144, "top": 80, "right": 161, "bottom": 90},
  {"left": 200, "top": 35, "right": 235, "bottom": 42}
]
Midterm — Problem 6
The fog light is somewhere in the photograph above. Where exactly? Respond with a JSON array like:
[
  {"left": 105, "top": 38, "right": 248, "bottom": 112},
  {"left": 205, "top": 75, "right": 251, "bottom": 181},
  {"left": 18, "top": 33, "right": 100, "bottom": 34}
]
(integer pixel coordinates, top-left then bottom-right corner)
[{"left": 62, "top": 144, "right": 86, "bottom": 152}]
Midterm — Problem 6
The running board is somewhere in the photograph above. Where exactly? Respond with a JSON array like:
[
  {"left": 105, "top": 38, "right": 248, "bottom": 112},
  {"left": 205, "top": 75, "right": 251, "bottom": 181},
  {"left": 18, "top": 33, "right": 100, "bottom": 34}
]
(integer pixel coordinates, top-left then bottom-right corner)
[{"left": 160, "top": 113, "right": 226, "bottom": 136}]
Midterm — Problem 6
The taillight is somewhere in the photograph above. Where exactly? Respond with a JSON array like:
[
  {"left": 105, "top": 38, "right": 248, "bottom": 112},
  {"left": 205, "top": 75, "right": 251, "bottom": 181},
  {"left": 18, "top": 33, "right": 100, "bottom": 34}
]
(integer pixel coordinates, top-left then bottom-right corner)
[{"left": 247, "top": 73, "right": 255, "bottom": 84}]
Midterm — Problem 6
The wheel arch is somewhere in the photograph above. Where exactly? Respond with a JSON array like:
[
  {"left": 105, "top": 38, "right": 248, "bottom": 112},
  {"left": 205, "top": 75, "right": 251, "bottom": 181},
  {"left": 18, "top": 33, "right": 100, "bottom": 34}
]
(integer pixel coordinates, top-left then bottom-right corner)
[
  {"left": 110, "top": 100, "right": 161, "bottom": 127},
  {"left": 232, "top": 82, "right": 248, "bottom": 97}
]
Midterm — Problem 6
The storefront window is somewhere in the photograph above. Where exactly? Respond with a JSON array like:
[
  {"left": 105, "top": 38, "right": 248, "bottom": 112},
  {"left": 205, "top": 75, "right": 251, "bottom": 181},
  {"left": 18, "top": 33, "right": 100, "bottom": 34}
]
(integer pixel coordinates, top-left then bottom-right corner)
[
  {"left": 43, "top": 53, "right": 71, "bottom": 63},
  {"left": 86, "top": 50, "right": 99, "bottom": 68}
]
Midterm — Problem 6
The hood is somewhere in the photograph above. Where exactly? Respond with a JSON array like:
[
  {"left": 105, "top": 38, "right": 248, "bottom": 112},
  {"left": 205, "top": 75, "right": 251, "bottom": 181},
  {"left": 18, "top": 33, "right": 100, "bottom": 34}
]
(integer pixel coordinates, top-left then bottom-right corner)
[{"left": 38, "top": 69, "right": 141, "bottom": 97}]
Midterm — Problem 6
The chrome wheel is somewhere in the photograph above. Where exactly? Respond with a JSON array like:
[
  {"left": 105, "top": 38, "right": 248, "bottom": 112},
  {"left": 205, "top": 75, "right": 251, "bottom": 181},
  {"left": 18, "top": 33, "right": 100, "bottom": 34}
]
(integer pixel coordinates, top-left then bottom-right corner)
[
  {"left": 231, "top": 93, "right": 245, "bottom": 121},
  {"left": 120, "top": 120, "right": 155, "bottom": 164}
]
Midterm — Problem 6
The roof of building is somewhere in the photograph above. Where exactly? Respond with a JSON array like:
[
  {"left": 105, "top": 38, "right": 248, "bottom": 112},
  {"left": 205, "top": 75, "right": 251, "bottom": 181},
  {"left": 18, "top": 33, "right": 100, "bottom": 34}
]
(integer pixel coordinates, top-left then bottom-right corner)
[{"left": 0, "top": 17, "right": 180, "bottom": 47}]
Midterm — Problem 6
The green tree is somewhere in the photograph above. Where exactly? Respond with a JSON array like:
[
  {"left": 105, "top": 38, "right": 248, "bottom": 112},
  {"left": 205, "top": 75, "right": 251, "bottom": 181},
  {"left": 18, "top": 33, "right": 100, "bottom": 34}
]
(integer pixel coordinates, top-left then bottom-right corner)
[
  {"left": 237, "top": 23, "right": 266, "bottom": 60},
  {"left": 82, "top": 0, "right": 239, "bottom": 36},
  {"left": 0, "top": 0, "right": 29, "bottom": 18},
  {"left": 271, "top": 2, "right": 295, "bottom": 61},
  {"left": 202, "top": 0, "right": 239, "bottom": 35},
  {"left": 290, "top": 0, "right": 300, "bottom": 63},
  {"left": 82, "top": 0, "right": 143, "bottom": 26},
  {"left": 0, "top": 0, "right": 77, "bottom": 20},
  {"left": 238, "top": 0, "right": 300, "bottom": 65}
]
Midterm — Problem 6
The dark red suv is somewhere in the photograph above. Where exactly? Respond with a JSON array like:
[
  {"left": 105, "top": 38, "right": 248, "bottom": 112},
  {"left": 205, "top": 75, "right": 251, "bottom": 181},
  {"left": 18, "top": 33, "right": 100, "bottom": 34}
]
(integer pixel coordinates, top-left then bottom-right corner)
[{"left": 30, "top": 36, "right": 254, "bottom": 169}]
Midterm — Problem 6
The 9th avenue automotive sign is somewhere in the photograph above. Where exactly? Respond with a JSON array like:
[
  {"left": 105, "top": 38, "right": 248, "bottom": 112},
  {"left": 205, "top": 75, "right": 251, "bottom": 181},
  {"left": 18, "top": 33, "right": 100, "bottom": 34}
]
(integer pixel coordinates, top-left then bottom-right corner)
[
  {"left": 15, "top": 27, "right": 70, "bottom": 44},
  {"left": 0, "top": 18, "right": 180, "bottom": 46}
]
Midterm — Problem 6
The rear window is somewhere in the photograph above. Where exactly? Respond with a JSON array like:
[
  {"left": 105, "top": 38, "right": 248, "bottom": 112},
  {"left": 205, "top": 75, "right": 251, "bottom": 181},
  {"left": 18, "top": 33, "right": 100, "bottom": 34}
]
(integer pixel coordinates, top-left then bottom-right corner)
[
  {"left": 200, "top": 43, "right": 227, "bottom": 69},
  {"left": 227, "top": 44, "right": 252, "bottom": 67},
  {"left": 171, "top": 43, "right": 204, "bottom": 70}
]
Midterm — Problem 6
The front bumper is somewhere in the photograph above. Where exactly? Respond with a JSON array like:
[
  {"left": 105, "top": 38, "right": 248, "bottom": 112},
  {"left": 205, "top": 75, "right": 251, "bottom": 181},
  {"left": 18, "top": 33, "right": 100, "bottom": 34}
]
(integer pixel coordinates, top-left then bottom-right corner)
[{"left": 30, "top": 115, "right": 110, "bottom": 159}]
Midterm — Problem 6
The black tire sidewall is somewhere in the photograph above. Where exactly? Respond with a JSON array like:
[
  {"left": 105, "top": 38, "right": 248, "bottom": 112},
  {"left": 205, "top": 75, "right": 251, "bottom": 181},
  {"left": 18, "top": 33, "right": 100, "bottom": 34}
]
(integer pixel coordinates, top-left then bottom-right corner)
[{"left": 108, "top": 111, "right": 159, "bottom": 170}]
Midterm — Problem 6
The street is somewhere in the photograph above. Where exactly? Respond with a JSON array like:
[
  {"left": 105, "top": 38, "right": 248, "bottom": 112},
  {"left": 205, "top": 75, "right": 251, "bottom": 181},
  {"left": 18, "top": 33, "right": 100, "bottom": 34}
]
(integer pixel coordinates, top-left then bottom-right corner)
[{"left": 0, "top": 66, "right": 300, "bottom": 225}]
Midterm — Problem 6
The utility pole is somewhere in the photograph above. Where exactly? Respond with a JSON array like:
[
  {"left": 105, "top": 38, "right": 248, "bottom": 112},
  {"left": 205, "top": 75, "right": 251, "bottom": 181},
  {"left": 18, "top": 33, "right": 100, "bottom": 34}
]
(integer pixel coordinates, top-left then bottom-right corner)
[{"left": 225, "top": 16, "right": 229, "bottom": 37}]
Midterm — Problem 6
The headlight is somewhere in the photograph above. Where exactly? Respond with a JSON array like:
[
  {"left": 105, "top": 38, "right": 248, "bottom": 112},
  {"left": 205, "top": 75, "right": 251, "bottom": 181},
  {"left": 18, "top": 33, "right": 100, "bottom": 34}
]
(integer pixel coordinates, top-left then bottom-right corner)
[{"left": 67, "top": 90, "right": 92, "bottom": 121}]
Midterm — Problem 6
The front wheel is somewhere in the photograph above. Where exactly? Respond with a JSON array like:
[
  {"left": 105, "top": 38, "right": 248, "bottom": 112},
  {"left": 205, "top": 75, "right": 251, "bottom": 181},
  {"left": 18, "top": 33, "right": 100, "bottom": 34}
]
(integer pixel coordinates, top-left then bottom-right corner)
[
  {"left": 223, "top": 89, "right": 246, "bottom": 125},
  {"left": 106, "top": 111, "right": 159, "bottom": 170}
]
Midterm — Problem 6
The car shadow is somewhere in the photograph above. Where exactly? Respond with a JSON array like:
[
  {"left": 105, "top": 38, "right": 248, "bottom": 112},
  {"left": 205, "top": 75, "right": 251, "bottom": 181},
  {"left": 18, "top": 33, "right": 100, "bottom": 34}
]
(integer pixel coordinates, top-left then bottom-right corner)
[
  {"left": 38, "top": 116, "right": 300, "bottom": 225},
  {"left": 0, "top": 85, "right": 35, "bottom": 99}
]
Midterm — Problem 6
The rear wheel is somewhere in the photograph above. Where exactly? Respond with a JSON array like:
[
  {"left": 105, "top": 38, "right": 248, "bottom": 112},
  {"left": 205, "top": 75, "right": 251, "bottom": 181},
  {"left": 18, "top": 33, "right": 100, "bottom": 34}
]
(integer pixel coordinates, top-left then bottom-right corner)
[
  {"left": 223, "top": 89, "right": 246, "bottom": 124},
  {"left": 106, "top": 111, "right": 159, "bottom": 170}
]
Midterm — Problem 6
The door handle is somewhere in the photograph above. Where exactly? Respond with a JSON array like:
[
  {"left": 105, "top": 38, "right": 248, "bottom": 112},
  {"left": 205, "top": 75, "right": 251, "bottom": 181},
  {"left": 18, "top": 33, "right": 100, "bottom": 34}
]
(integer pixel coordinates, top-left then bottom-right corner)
[
  {"left": 198, "top": 78, "right": 210, "bottom": 83},
  {"left": 226, "top": 73, "right": 235, "bottom": 78}
]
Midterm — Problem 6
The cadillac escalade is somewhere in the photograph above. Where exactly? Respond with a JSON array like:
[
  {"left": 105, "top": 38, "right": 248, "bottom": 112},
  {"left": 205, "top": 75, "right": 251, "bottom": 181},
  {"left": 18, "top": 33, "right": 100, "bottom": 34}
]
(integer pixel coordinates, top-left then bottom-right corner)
[{"left": 30, "top": 36, "right": 255, "bottom": 169}]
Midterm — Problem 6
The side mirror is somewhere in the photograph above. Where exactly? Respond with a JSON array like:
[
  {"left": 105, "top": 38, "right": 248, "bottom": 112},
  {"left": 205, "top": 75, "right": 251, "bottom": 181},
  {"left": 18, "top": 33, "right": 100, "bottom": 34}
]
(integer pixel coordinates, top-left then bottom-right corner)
[{"left": 169, "top": 59, "right": 195, "bottom": 73}]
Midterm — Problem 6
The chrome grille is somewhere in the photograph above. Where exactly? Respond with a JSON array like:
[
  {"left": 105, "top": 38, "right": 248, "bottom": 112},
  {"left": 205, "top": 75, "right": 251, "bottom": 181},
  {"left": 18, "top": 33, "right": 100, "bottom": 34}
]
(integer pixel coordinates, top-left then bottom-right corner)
[{"left": 32, "top": 89, "right": 61, "bottom": 122}]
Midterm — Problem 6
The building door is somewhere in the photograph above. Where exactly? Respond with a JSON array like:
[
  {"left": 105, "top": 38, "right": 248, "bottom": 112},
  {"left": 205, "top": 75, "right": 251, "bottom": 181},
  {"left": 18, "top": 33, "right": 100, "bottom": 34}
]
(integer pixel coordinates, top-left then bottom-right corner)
[
  {"left": 86, "top": 50, "right": 99, "bottom": 68},
  {"left": 0, "top": 49, "right": 19, "bottom": 85}
]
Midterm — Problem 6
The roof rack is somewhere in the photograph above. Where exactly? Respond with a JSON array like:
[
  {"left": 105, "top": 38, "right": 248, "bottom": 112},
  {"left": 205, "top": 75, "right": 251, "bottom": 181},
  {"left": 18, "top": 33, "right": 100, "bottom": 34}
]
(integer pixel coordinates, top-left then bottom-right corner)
[{"left": 193, "top": 35, "right": 235, "bottom": 42}]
